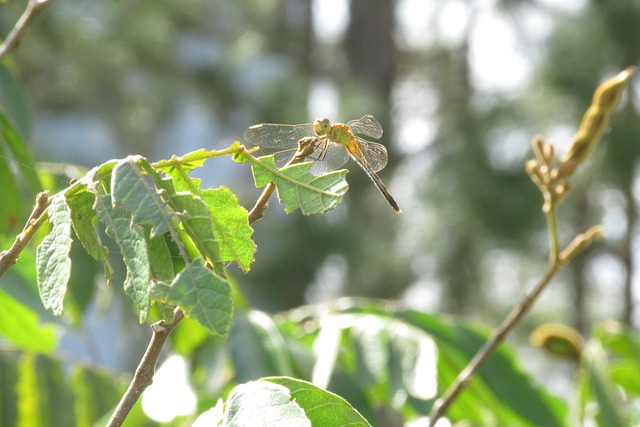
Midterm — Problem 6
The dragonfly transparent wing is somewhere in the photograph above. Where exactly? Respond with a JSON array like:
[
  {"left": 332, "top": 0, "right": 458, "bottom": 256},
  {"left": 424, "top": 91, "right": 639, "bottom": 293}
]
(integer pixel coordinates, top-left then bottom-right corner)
[
  {"left": 309, "top": 142, "right": 350, "bottom": 175},
  {"left": 347, "top": 115, "right": 383, "bottom": 140},
  {"left": 355, "top": 138, "right": 388, "bottom": 172},
  {"left": 243, "top": 122, "right": 315, "bottom": 149}
]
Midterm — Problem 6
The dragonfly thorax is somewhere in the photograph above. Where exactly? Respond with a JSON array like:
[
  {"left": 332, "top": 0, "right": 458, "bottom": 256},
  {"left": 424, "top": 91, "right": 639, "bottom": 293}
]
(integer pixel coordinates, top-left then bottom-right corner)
[{"left": 312, "top": 118, "right": 331, "bottom": 137}]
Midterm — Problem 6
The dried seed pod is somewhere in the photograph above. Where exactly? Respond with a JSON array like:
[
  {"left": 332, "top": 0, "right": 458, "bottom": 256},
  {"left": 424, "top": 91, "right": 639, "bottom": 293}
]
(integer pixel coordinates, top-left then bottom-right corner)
[
  {"left": 559, "top": 67, "right": 635, "bottom": 174},
  {"left": 526, "top": 159, "right": 545, "bottom": 188},
  {"left": 532, "top": 136, "right": 555, "bottom": 166}
]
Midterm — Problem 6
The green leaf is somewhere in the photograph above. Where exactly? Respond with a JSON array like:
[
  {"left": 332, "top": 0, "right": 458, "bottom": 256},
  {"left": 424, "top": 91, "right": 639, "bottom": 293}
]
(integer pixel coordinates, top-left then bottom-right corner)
[
  {"left": 251, "top": 155, "right": 348, "bottom": 215},
  {"left": 147, "top": 235, "right": 177, "bottom": 321},
  {"left": 265, "top": 377, "right": 372, "bottom": 427},
  {"left": 66, "top": 185, "right": 114, "bottom": 286},
  {"left": 0, "top": 143, "right": 22, "bottom": 233},
  {"left": 94, "top": 193, "right": 151, "bottom": 322},
  {"left": 71, "top": 365, "right": 126, "bottom": 427},
  {"left": 197, "top": 186, "right": 254, "bottom": 272},
  {"left": 582, "top": 341, "right": 627, "bottom": 427},
  {"left": 153, "top": 175, "right": 225, "bottom": 275},
  {"left": 16, "top": 354, "right": 75, "bottom": 427},
  {"left": 159, "top": 165, "right": 254, "bottom": 272},
  {"left": 149, "top": 258, "right": 233, "bottom": 336},
  {"left": 0, "top": 63, "right": 30, "bottom": 136},
  {"left": 222, "top": 380, "right": 311, "bottom": 427},
  {"left": 0, "top": 289, "right": 57, "bottom": 352},
  {"left": 111, "top": 157, "right": 172, "bottom": 238},
  {"left": 0, "top": 107, "right": 42, "bottom": 193},
  {"left": 36, "top": 196, "right": 72, "bottom": 316}
]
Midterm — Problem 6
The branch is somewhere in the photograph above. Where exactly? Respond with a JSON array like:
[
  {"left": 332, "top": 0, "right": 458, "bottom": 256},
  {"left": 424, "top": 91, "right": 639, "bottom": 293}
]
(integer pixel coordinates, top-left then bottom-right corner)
[
  {"left": 0, "top": 0, "right": 51, "bottom": 61},
  {"left": 0, "top": 191, "right": 50, "bottom": 279},
  {"left": 428, "top": 262, "right": 559, "bottom": 425},
  {"left": 106, "top": 308, "right": 185, "bottom": 427}
]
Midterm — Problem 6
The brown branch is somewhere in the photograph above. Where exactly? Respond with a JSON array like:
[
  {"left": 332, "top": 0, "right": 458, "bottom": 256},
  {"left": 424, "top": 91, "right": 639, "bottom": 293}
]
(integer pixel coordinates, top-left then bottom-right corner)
[
  {"left": 0, "top": 0, "right": 51, "bottom": 61},
  {"left": 0, "top": 191, "right": 50, "bottom": 279},
  {"left": 247, "top": 136, "right": 318, "bottom": 223},
  {"left": 106, "top": 308, "right": 185, "bottom": 427},
  {"left": 428, "top": 263, "right": 559, "bottom": 426}
]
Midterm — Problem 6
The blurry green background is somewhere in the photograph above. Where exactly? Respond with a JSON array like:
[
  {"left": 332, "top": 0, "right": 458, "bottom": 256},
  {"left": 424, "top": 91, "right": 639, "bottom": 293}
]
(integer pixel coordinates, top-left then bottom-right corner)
[{"left": 1, "top": 0, "right": 639, "bottom": 409}]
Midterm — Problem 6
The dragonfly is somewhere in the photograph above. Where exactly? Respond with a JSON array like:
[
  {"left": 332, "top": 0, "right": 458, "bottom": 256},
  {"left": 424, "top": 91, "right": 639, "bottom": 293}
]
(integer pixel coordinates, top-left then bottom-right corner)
[{"left": 243, "top": 115, "right": 401, "bottom": 213}]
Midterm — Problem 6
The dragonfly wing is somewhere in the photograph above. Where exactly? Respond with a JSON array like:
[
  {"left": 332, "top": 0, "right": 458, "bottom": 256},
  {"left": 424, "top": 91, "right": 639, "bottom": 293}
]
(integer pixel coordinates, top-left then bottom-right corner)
[
  {"left": 355, "top": 138, "right": 388, "bottom": 172},
  {"left": 273, "top": 148, "right": 297, "bottom": 168},
  {"left": 243, "top": 123, "right": 314, "bottom": 149},
  {"left": 309, "top": 142, "right": 349, "bottom": 176},
  {"left": 347, "top": 115, "right": 383, "bottom": 139}
]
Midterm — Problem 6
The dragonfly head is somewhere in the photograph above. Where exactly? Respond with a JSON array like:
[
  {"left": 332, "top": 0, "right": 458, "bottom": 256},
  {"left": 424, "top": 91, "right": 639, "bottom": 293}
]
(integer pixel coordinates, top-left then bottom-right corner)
[{"left": 312, "top": 118, "right": 331, "bottom": 137}]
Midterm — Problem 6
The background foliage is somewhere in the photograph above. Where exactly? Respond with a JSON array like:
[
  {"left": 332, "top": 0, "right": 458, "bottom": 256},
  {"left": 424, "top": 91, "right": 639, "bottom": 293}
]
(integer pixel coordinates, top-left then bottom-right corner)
[{"left": 1, "top": 0, "right": 640, "bottom": 426}]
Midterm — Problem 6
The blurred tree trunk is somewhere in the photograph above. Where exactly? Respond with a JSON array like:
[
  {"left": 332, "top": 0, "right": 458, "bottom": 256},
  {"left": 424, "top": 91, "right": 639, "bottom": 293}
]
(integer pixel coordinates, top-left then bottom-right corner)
[{"left": 345, "top": 0, "right": 396, "bottom": 101}]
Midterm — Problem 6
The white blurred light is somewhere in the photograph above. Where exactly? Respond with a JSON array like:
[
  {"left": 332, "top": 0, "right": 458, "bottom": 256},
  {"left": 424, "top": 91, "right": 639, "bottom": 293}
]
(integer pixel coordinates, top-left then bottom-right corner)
[
  {"left": 312, "top": 0, "right": 349, "bottom": 44},
  {"left": 469, "top": 11, "right": 530, "bottom": 93},
  {"left": 395, "top": 0, "right": 435, "bottom": 49},
  {"left": 308, "top": 78, "right": 339, "bottom": 121},
  {"left": 142, "top": 355, "right": 197, "bottom": 422}
]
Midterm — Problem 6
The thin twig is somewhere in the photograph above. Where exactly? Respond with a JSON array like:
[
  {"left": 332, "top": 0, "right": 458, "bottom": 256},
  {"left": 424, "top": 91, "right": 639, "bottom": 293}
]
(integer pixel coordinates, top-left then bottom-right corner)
[
  {"left": 0, "top": 191, "right": 50, "bottom": 279},
  {"left": 428, "top": 262, "right": 560, "bottom": 426},
  {"left": 248, "top": 136, "right": 318, "bottom": 223},
  {"left": 428, "top": 193, "right": 597, "bottom": 426},
  {"left": 106, "top": 308, "right": 185, "bottom": 427},
  {"left": 0, "top": 0, "right": 51, "bottom": 61}
]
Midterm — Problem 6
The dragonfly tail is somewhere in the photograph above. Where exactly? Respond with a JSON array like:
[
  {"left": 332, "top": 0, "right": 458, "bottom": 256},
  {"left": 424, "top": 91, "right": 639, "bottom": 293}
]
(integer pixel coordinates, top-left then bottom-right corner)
[{"left": 349, "top": 153, "right": 401, "bottom": 213}]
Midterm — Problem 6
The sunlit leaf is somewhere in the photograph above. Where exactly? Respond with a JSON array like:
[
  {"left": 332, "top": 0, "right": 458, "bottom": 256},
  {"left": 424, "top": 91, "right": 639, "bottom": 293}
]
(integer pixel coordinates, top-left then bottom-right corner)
[
  {"left": 251, "top": 155, "right": 348, "bottom": 215},
  {"left": 266, "top": 377, "right": 372, "bottom": 427},
  {"left": 149, "top": 259, "right": 232, "bottom": 336},
  {"left": 160, "top": 165, "right": 255, "bottom": 272},
  {"left": 36, "top": 196, "right": 72, "bottom": 316},
  {"left": 66, "top": 185, "right": 113, "bottom": 286},
  {"left": 93, "top": 193, "right": 151, "bottom": 322},
  {"left": 222, "top": 380, "right": 310, "bottom": 427},
  {"left": 112, "top": 157, "right": 172, "bottom": 238},
  {"left": 0, "top": 289, "right": 56, "bottom": 352}
]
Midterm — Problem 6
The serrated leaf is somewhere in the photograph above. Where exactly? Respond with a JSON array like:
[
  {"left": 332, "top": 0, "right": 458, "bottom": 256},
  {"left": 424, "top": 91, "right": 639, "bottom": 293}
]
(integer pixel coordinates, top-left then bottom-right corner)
[
  {"left": 251, "top": 156, "right": 348, "bottom": 215},
  {"left": 153, "top": 175, "right": 225, "bottom": 275},
  {"left": 94, "top": 193, "right": 151, "bottom": 322},
  {"left": 36, "top": 196, "right": 72, "bottom": 316},
  {"left": 112, "top": 157, "right": 172, "bottom": 238},
  {"left": 149, "top": 258, "right": 232, "bottom": 336},
  {"left": 163, "top": 165, "right": 255, "bottom": 272},
  {"left": 200, "top": 187, "right": 255, "bottom": 272},
  {"left": 148, "top": 235, "right": 177, "bottom": 321},
  {"left": 265, "top": 377, "right": 372, "bottom": 427},
  {"left": 66, "top": 185, "right": 113, "bottom": 286},
  {"left": 0, "top": 289, "right": 57, "bottom": 352},
  {"left": 222, "top": 380, "right": 310, "bottom": 427}
]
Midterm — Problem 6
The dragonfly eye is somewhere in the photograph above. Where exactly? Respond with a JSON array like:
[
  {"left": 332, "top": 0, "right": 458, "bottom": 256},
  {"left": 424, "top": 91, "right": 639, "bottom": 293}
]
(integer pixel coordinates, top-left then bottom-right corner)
[{"left": 312, "top": 118, "right": 331, "bottom": 136}]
